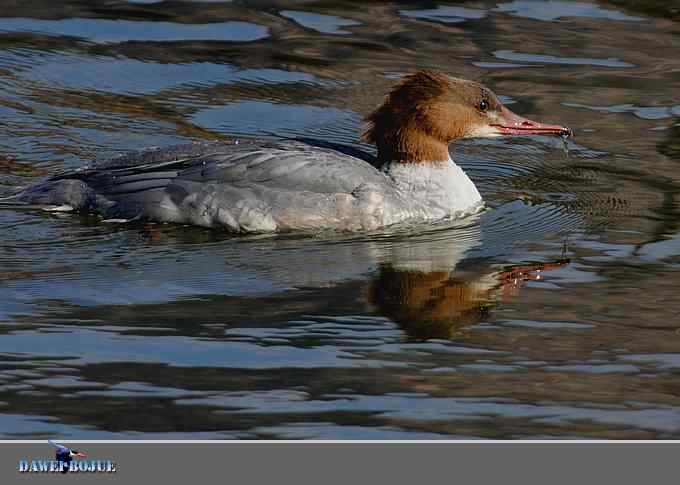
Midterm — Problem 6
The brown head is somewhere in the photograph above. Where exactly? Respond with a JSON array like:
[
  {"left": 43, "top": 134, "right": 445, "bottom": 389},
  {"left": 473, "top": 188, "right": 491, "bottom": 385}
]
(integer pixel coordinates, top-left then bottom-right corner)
[{"left": 364, "top": 70, "right": 571, "bottom": 164}]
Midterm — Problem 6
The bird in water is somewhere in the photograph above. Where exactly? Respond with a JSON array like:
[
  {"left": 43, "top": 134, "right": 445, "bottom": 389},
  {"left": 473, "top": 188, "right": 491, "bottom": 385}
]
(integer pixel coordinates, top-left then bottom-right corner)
[{"left": 9, "top": 70, "right": 571, "bottom": 232}]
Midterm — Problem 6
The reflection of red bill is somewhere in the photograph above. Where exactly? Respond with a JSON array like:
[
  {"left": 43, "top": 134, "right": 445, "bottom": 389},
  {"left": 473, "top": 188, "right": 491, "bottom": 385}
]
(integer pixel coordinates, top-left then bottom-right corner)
[{"left": 497, "top": 259, "right": 570, "bottom": 301}]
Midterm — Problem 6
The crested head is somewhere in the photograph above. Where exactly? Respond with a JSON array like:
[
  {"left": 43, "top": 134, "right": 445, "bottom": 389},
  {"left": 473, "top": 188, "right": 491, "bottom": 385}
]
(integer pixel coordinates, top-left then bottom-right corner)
[{"left": 363, "top": 69, "right": 571, "bottom": 164}]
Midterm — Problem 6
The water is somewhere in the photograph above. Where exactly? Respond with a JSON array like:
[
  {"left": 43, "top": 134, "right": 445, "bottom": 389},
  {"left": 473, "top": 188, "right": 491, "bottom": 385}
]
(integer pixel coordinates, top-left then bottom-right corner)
[{"left": 0, "top": 0, "right": 679, "bottom": 439}]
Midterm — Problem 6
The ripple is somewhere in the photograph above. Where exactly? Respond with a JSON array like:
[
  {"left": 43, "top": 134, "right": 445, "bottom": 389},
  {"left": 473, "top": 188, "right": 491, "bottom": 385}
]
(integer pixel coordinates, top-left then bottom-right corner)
[
  {"left": 497, "top": 319, "right": 594, "bottom": 329},
  {"left": 472, "top": 61, "right": 534, "bottom": 69},
  {"left": 192, "top": 100, "right": 358, "bottom": 140},
  {"left": 398, "top": 6, "right": 487, "bottom": 24},
  {"left": 0, "top": 18, "right": 268, "bottom": 43},
  {"left": 17, "top": 55, "right": 316, "bottom": 96},
  {"left": 175, "top": 391, "right": 680, "bottom": 434},
  {"left": 542, "top": 364, "right": 639, "bottom": 374},
  {"left": 0, "top": 412, "right": 246, "bottom": 438},
  {"left": 76, "top": 381, "right": 205, "bottom": 398},
  {"left": 494, "top": 0, "right": 644, "bottom": 22},
  {"left": 253, "top": 422, "right": 452, "bottom": 439},
  {"left": 24, "top": 376, "right": 105, "bottom": 388},
  {"left": 280, "top": 11, "right": 361, "bottom": 34},
  {"left": 0, "top": 328, "right": 402, "bottom": 369},
  {"left": 621, "top": 354, "right": 680, "bottom": 370},
  {"left": 564, "top": 102, "right": 680, "bottom": 120},
  {"left": 493, "top": 50, "right": 635, "bottom": 67}
]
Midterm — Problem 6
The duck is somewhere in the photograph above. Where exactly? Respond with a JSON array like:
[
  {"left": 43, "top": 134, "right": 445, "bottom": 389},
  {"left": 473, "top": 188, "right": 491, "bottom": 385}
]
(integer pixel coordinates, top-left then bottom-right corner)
[{"left": 11, "top": 70, "right": 571, "bottom": 232}]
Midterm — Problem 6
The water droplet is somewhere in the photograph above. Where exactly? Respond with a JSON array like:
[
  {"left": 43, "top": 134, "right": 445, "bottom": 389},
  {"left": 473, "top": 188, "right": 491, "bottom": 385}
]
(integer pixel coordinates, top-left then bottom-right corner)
[{"left": 560, "top": 130, "right": 571, "bottom": 156}]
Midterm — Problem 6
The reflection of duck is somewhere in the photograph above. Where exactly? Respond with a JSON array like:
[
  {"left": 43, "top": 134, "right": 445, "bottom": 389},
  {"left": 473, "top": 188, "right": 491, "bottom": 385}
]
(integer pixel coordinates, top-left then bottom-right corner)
[
  {"left": 13, "top": 70, "right": 569, "bottom": 232},
  {"left": 48, "top": 440, "right": 86, "bottom": 473},
  {"left": 369, "top": 259, "right": 569, "bottom": 340},
  {"left": 658, "top": 120, "right": 680, "bottom": 159}
]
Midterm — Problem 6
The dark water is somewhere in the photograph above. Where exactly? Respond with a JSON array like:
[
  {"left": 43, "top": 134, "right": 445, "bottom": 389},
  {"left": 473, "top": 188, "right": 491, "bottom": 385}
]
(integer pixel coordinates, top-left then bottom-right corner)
[{"left": 0, "top": 0, "right": 679, "bottom": 439}]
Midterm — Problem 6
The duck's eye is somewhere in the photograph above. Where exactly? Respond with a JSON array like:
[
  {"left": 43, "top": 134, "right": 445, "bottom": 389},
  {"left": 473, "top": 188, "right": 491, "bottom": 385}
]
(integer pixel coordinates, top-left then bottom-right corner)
[{"left": 478, "top": 99, "right": 489, "bottom": 112}]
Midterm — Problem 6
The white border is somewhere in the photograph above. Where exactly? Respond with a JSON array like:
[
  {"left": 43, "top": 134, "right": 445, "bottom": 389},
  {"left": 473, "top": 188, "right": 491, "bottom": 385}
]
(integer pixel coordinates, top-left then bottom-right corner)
[{"left": 2, "top": 440, "right": 680, "bottom": 443}]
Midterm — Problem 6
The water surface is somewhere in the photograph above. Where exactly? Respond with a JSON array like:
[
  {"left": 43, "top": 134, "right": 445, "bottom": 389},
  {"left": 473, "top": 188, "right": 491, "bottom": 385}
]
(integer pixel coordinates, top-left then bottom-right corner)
[{"left": 1, "top": 0, "right": 680, "bottom": 439}]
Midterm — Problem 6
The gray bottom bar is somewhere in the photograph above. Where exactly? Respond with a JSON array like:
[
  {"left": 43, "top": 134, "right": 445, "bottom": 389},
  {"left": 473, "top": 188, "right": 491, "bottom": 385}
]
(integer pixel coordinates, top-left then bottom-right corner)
[{"left": 1, "top": 442, "right": 676, "bottom": 484}]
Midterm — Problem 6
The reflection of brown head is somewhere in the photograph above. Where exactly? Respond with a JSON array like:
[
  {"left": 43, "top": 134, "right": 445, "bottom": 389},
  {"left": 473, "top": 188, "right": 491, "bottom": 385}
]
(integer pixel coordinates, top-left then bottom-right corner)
[
  {"left": 369, "top": 265, "right": 491, "bottom": 340},
  {"left": 369, "top": 259, "right": 570, "bottom": 340}
]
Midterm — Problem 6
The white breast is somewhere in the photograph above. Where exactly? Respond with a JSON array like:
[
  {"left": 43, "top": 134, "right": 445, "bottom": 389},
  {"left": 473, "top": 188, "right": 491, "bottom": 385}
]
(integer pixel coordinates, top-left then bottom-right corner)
[{"left": 384, "top": 157, "right": 483, "bottom": 222}]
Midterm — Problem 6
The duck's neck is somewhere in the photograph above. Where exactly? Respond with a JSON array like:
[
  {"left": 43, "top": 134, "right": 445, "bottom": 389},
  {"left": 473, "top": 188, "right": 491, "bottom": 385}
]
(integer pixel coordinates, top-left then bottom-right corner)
[{"left": 376, "top": 125, "right": 451, "bottom": 165}]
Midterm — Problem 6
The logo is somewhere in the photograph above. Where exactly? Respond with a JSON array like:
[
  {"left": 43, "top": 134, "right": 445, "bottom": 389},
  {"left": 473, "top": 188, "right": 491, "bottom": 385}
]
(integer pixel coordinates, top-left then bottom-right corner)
[{"left": 17, "top": 440, "right": 116, "bottom": 474}]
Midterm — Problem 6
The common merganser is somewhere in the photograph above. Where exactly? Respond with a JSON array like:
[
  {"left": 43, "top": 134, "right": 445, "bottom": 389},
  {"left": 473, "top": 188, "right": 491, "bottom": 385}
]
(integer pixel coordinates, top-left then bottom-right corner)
[{"left": 12, "top": 70, "right": 570, "bottom": 232}]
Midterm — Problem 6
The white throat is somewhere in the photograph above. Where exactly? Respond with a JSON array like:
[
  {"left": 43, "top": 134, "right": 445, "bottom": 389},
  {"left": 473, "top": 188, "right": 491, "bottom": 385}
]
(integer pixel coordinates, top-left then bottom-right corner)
[{"left": 385, "top": 156, "right": 483, "bottom": 218}]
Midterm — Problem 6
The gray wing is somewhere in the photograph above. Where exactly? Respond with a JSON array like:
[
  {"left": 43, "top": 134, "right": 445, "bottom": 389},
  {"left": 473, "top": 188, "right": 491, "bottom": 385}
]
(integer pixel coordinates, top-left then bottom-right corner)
[
  {"left": 19, "top": 139, "right": 391, "bottom": 231},
  {"left": 177, "top": 141, "right": 386, "bottom": 194},
  {"left": 69, "top": 140, "right": 383, "bottom": 197}
]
